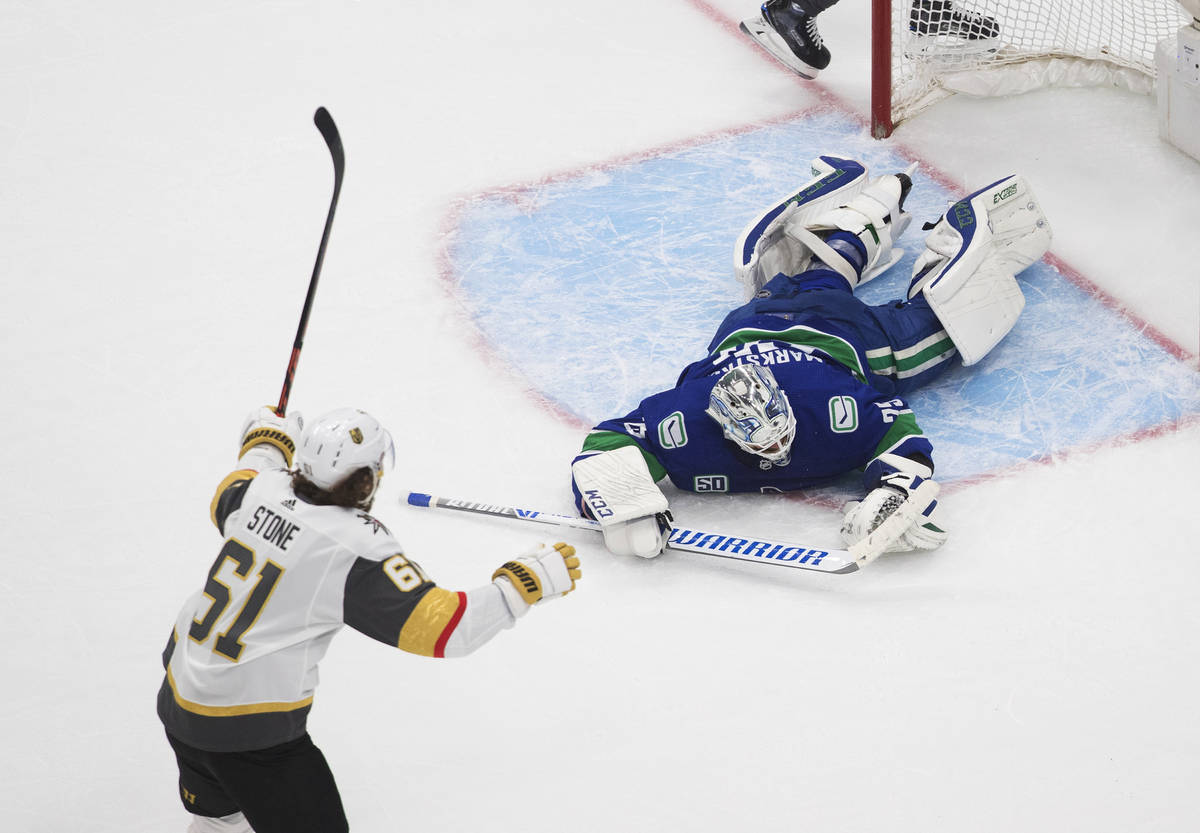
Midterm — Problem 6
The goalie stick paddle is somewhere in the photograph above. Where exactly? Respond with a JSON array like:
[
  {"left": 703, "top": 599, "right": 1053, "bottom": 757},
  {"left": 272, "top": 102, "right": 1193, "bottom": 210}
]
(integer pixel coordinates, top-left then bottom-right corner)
[
  {"left": 405, "top": 481, "right": 939, "bottom": 574},
  {"left": 276, "top": 106, "right": 345, "bottom": 417},
  {"left": 406, "top": 492, "right": 859, "bottom": 574}
]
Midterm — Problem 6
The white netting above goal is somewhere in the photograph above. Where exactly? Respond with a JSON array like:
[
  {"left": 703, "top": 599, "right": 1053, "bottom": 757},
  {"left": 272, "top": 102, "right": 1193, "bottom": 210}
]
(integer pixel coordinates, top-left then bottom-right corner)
[{"left": 886, "top": 0, "right": 1191, "bottom": 128}]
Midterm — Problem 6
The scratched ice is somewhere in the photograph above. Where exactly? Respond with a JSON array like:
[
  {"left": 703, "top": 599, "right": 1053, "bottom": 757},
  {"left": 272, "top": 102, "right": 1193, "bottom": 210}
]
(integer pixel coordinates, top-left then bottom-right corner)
[{"left": 446, "top": 111, "right": 1200, "bottom": 496}]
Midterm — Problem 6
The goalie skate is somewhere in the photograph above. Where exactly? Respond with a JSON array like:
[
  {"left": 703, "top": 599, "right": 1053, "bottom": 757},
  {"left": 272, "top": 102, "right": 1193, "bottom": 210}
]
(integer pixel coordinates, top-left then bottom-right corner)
[{"left": 905, "top": 0, "right": 1001, "bottom": 58}]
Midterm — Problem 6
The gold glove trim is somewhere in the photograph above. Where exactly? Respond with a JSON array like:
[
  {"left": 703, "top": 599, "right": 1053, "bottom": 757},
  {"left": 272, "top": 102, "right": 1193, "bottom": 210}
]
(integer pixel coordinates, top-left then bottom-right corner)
[
  {"left": 493, "top": 561, "right": 543, "bottom": 605},
  {"left": 239, "top": 427, "right": 297, "bottom": 467}
]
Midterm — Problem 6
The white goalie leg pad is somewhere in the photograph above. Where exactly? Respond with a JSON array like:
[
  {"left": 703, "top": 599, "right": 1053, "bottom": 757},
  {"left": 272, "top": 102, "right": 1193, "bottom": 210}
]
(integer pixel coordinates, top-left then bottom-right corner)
[
  {"left": 786, "top": 171, "right": 915, "bottom": 289},
  {"left": 572, "top": 445, "right": 670, "bottom": 559},
  {"left": 908, "top": 175, "right": 1053, "bottom": 366},
  {"left": 733, "top": 155, "right": 869, "bottom": 297}
]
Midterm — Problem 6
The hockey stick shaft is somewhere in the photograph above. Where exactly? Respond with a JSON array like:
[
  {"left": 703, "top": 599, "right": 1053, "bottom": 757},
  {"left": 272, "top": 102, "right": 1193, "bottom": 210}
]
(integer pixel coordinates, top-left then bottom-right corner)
[
  {"left": 277, "top": 107, "right": 345, "bottom": 417},
  {"left": 406, "top": 492, "right": 859, "bottom": 574}
]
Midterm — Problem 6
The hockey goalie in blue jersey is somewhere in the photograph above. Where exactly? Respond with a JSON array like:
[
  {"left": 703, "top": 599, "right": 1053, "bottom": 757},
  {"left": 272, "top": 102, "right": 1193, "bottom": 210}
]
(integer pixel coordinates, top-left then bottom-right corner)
[{"left": 572, "top": 154, "right": 1052, "bottom": 560}]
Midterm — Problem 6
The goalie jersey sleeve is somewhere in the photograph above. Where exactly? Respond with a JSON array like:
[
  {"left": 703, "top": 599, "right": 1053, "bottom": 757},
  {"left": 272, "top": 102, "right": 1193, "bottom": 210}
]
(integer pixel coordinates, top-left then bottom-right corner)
[
  {"left": 575, "top": 333, "right": 934, "bottom": 499},
  {"left": 159, "top": 468, "right": 521, "bottom": 753}
]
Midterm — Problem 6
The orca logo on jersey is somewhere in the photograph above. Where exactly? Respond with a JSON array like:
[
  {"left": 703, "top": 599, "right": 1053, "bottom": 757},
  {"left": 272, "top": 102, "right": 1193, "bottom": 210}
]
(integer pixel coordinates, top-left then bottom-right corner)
[{"left": 584, "top": 490, "right": 614, "bottom": 518}]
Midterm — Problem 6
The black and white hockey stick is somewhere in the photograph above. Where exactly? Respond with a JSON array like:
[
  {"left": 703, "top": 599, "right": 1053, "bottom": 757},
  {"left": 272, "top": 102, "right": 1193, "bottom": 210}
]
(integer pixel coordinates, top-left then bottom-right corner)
[
  {"left": 276, "top": 107, "right": 345, "bottom": 417},
  {"left": 406, "top": 482, "right": 938, "bottom": 574}
]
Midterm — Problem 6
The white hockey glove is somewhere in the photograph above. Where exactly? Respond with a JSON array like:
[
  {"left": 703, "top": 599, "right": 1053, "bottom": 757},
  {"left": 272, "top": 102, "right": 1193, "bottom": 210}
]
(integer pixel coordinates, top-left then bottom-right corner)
[
  {"left": 493, "top": 542, "right": 581, "bottom": 613},
  {"left": 572, "top": 446, "right": 673, "bottom": 559},
  {"left": 841, "top": 471, "right": 948, "bottom": 555},
  {"left": 238, "top": 406, "right": 303, "bottom": 469}
]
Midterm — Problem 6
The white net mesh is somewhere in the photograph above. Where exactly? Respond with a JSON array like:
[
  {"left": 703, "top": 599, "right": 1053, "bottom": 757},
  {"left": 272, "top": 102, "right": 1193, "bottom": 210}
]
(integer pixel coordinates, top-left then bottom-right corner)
[{"left": 888, "top": 0, "right": 1191, "bottom": 126}]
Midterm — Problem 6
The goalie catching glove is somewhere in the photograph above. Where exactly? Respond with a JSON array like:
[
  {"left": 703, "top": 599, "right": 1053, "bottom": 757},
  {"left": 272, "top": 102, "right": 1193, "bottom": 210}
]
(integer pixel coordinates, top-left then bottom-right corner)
[
  {"left": 238, "top": 405, "right": 303, "bottom": 470},
  {"left": 841, "top": 469, "right": 948, "bottom": 555},
  {"left": 493, "top": 542, "right": 581, "bottom": 613},
  {"left": 572, "top": 445, "right": 673, "bottom": 559}
]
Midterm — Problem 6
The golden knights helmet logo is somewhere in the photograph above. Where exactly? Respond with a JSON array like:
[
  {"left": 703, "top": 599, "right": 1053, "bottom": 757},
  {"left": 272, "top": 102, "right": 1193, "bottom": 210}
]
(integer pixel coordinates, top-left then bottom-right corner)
[{"left": 296, "top": 408, "right": 396, "bottom": 490}]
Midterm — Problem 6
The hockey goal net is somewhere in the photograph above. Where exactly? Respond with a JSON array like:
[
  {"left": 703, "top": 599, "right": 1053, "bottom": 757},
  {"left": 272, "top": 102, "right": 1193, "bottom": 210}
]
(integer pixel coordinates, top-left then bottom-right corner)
[{"left": 871, "top": 0, "right": 1191, "bottom": 136}]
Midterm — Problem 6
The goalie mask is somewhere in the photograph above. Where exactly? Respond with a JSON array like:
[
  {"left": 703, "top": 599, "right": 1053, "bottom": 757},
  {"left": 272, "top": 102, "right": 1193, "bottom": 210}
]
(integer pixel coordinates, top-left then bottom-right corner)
[
  {"left": 705, "top": 364, "right": 796, "bottom": 465},
  {"left": 296, "top": 408, "right": 395, "bottom": 498}
]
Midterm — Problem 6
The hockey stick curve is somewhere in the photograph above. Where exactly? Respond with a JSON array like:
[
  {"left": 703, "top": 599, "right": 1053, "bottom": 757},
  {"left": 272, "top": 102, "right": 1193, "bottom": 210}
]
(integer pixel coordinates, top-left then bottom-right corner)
[
  {"left": 405, "top": 492, "right": 859, "bottom": 574},
  {"left": 277, "top": 106, "right": 345, "bottom": 417}
]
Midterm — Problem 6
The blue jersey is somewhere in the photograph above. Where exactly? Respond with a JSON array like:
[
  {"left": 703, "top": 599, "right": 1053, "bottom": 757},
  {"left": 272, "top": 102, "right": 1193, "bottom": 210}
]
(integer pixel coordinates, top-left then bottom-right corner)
[{"left": 576, "top": 314, "right": 934, "bottom": 498}]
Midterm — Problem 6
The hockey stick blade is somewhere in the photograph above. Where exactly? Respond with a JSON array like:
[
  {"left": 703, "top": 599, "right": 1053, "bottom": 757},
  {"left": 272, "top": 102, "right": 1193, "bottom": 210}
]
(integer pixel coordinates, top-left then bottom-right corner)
[{"left": 406, "top": 492, "right": 859, "bottom": 575}]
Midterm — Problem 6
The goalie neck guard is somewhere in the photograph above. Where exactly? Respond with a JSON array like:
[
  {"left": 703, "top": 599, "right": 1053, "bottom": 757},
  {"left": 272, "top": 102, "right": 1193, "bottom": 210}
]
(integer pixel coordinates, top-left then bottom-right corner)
[{"left": 705, "top": 365, "right": 796, "bottom": 465}]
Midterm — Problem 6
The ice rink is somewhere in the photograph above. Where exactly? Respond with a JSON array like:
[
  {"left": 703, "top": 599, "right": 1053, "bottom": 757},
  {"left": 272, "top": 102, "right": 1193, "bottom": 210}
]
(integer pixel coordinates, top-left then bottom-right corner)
[{"left": 5, "top": 2, "right": 1200, "bottom": 831}]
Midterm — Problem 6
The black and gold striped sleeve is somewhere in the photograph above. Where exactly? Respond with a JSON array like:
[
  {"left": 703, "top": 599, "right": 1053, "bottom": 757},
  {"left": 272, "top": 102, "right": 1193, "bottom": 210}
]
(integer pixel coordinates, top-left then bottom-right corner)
[
  {"left": 343, "top": 555, "right": 466, "bottom": 658},
  {"left": 209, "top": 469, "right": 257, "bottom": 535}
]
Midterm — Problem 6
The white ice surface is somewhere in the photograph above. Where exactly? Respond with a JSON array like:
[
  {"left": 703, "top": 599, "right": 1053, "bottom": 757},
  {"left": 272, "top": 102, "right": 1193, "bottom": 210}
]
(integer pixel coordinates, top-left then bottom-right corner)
[{"left": 3, "top": 2, "right": 1199, "bottom": 831}]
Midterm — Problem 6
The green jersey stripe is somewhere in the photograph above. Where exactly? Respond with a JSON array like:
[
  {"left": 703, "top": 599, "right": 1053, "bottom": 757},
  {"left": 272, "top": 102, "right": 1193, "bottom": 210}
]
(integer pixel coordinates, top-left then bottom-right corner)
[
  {"left": 580, "top": 430, "right": 669, "bottom": 481},
  {"left": 713, "top": 326, "right": 867, "bottom": 383}
]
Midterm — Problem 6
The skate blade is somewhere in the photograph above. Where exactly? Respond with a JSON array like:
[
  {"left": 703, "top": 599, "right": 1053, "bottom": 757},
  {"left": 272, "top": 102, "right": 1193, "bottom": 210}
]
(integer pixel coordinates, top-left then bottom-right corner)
[
  {"left": 904, "top": 32, "right": 1001, "bottom": 60},
  {"left": 739, "top": 16, "right": 821, "bottom": 80}
]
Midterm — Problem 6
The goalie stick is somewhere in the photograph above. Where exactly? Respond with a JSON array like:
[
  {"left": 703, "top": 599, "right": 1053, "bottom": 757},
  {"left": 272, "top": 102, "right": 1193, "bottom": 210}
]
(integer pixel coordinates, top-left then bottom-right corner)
[
  {"left": 276, "top": 106, "right": 345, "bottom": 417},
  {"left": 405, "top": 481, "right": 938, "bottom": 574}
]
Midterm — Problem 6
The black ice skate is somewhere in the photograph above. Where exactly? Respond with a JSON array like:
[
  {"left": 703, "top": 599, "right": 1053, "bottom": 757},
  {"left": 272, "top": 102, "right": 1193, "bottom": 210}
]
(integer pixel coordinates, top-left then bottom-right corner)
[
  {"left": 908, "top": 0, "right": 1001, "bottom": 55},
  {"left": 740, "top": 1, "right": 833, "bottom": 80}
]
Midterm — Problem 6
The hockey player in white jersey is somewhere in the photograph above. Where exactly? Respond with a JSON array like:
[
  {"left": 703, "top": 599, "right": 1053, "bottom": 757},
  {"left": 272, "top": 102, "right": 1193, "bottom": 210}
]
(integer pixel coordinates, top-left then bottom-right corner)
[{"left": 158, "top": 407, "right": 582, "bottom": 833}]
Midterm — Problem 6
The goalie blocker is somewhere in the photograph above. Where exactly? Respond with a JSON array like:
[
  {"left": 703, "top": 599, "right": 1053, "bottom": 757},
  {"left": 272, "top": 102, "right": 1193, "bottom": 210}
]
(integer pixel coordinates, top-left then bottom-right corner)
[{"left": 572, "top": 445, "right": 673, "bottom": 559}]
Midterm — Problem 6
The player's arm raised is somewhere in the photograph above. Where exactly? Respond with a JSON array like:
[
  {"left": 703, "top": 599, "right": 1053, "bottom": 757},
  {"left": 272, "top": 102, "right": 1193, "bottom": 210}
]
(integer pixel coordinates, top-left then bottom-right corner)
[{"left": 210, "top": 406, "right": 304, "bottom": 533}]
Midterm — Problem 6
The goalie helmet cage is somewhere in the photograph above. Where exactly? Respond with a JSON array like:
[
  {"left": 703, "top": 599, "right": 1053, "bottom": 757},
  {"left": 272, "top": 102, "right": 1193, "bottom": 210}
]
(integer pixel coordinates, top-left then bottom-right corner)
[{"left": 870, "top": 0, "right": 1191, "bottom": 137}]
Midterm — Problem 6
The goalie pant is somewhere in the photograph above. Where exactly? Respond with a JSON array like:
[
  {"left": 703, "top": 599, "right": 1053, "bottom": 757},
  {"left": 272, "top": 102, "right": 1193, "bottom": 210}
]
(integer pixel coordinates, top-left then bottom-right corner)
[
  {"left": 158, "top": 466, "right": 531, "bottom": 831},
  {"left": 572, "top": 255, "right": 957, "bottom": 506}
]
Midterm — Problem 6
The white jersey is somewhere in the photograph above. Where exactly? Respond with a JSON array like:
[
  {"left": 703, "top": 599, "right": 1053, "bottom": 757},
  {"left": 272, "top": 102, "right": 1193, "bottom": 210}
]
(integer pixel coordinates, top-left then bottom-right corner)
[{"left": 158, "top": 465, "right": 520, "bottom": 752}]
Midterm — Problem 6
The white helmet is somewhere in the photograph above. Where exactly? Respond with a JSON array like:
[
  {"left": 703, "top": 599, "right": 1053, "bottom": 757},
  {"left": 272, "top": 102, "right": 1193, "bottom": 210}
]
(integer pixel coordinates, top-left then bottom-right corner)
[
  {"left": 705, "top": 364, "right": 796, "bottom": 465},
  {"left": 295, "top": 408, "right": 395, "bottom": 493}
]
